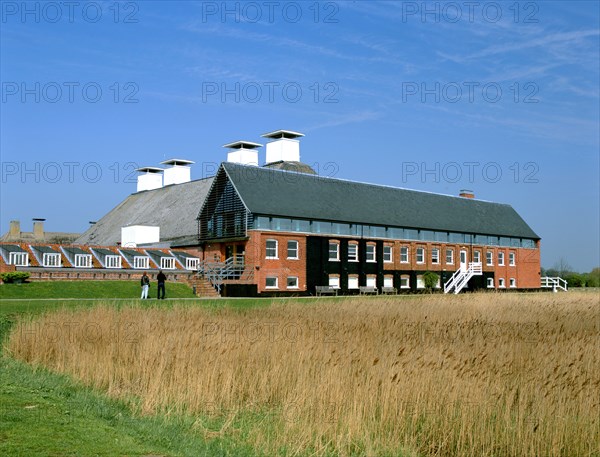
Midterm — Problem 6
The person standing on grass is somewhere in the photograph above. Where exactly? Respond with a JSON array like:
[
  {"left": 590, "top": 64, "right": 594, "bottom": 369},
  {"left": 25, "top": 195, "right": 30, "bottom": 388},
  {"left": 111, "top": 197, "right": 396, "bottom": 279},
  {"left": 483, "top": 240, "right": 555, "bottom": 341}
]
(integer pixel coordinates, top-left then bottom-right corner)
[
  {"left": 140, "top": 272, "right": 150, "bottom": 299},
  {"left": 157, "top": 269, "right": 167, "bottom": 299}
]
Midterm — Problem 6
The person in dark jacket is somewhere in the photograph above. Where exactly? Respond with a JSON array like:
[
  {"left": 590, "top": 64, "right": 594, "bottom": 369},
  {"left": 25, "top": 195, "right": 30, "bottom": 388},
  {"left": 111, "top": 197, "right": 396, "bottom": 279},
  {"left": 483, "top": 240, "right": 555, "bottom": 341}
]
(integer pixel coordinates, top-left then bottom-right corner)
[
  {"left": 157, "top": 270, "right": 167, "bottom": 299},
  {"left": 140, "top": 272, "right": 150, "bottom": 299}
]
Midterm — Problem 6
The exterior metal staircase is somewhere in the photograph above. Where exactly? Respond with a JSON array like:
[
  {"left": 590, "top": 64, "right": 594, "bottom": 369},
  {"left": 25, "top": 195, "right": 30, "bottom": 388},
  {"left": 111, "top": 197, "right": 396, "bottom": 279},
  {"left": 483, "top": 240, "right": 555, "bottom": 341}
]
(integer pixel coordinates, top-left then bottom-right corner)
[
  {"left": 540, "top": 276, "right": 568, "bottom": 292},
  {"left": 444, "top": 262, "right": 483, "bottom": 294},
  {"left": 195, "top": 255, "right": 254, "bottom": 294}
]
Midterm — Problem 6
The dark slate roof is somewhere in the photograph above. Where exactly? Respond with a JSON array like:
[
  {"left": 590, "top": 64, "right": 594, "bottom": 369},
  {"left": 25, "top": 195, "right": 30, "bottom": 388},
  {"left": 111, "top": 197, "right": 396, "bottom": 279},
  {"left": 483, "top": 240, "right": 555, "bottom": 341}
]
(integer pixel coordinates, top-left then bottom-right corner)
[
  {"left": 0, "top": 244, "right": 26, "bottom": 253},
  {"left": 33, "top": 246, "right": 60, "bottom": 254},
  {"left": 222, "top": 162, "right": 540, "bottom": 239},
  {"left": 76, "top": 177, "right": 214, "bottom": 247},
  {"left": 146, "top": 249, "right": 174, "bottom": 258},
  {"left": 263, "top": 161, "right": 317, "bottom": 175},
  {"left": 63, "top": 247, "right": 89, "bottom": 256},
  {"left": 92, "top": 248, "right": 117, "bottom": 257}
]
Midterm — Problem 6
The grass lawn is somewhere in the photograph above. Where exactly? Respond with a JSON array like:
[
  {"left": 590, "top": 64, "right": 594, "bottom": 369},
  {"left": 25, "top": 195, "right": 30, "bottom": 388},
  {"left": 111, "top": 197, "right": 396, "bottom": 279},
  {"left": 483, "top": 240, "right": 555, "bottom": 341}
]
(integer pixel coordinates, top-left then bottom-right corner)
[{"left": 0, "top": 280, "right": 196, "bottom": 300}]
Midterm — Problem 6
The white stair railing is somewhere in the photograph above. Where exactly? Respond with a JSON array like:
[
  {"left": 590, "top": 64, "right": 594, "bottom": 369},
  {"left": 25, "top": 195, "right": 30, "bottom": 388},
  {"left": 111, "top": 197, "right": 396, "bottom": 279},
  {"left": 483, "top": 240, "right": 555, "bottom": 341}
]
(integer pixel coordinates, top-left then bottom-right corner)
[
  {"left": 540, "top": 276, "right": 568, "bottom": 292},
  {"left": 444, "top": 262, "right": 483, "bottom": 294}
]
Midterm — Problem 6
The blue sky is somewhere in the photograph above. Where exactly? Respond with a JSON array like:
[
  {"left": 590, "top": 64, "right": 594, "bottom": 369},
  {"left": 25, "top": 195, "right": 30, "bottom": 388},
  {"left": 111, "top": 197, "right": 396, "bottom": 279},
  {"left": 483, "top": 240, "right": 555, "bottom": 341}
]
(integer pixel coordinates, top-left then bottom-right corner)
[{"left": 1, "top": 1, "right": 598, "bottom": 271}]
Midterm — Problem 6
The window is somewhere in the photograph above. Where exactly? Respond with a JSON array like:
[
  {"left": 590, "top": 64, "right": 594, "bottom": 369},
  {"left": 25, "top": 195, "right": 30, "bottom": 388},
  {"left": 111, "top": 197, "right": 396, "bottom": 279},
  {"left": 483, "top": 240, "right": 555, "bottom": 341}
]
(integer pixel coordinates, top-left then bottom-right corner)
[
  {"left": 400, "top": 247, "right": 409, "bottom": 263},
  {"left": 498, "top": 278, "right": 505, "bottom": 288},
  {"left": 266, "top": 277, "right": 278, "bottom": 289},
  {"left": 9, "top": 252, "right": 28, "bottom": 266},
  {"left": 287, "top": 240, "right": 299, "bottom": 259},
  {"left": 348, "top": 275, "right": 359, "bottom": 289},
  {"left": 416, "top": 247, "right": 425, "bottom": 264},
  {"left": 509, "top": 252, "right": 516, "bottom": 266},
  {"left": 287, "top": 276, "right": 299, "bottom": 289},
  {"left": 43, "top": 253, "right": 61, "bottom": 267},
  {"left": 383, "top": 246, "right": 393, "bottom": 263},
  {"left": 329, "top": 242, "right": 339, "bottom": 261},
  {"left": 266, "top": 239, "right": 278, "bottom": 259},
  {"left": 473, "top": 250, "right": 481, "bottom": 263},
  {"left": 161, "top": 258, "right": 175, "bottom": 269},
  {"left": 366, "top": 244, "right": 376, "bottom": 262},
  {"left": 134, "top": 257, "right": 149, "bottom": 269},
  {"left": 509, "top": 278, "right": 516, "bottom": 288},
  {"left": 106, "top": 255, "right": 121, "bottom": 268},
  {"left": 487, "top": 277, "right": 494, "bottom": 288},
  {"left": 431, "top": 248, "right": 439, "bottom": 264},
  {"left": 348, "top": 243, "right": 358, "bottom": 262},
  {"left": 446, "top": 249, "right": 454, "bottom": 265},
  {"left": 74, "top": 254, "right": 92, "bottom": 268},
  {"left": 186, "top": 258, "right": 199, "bottom": 270},
  {"left": 383, "top": 275, "right": 394, "bottom": 288},
  {"left": 329, "top": 275, "right": 340, "bottom": 289},
  {"left": 366, "top": 276, "right": 376, "bottom": 287},
  {"left": 486, "top": 251, "right": 493, "bottom": 266},
  {"left": 400, "top": 275, "right": 410, "bottom": 289},
  {"left": 416, "top": 275, "right": 425, "bottom": 289},
  {"left": 498, "top": 252, "right": 505, "bottom": 266}
]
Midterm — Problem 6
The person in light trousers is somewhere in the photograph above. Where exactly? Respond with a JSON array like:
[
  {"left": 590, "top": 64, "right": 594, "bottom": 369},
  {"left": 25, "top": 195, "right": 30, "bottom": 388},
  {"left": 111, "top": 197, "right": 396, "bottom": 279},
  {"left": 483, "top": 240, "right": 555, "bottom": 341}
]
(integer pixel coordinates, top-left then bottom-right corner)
[{"left": 140, "top": 272, "right": 150, "bottom": 299}]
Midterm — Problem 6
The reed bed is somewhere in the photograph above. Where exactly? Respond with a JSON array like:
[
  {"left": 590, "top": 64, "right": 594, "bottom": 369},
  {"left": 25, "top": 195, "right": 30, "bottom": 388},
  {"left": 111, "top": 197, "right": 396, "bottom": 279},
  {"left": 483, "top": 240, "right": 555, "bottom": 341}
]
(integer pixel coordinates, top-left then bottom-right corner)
[{"left": 7, "top": 292, "right": 599, "bottom": 456}]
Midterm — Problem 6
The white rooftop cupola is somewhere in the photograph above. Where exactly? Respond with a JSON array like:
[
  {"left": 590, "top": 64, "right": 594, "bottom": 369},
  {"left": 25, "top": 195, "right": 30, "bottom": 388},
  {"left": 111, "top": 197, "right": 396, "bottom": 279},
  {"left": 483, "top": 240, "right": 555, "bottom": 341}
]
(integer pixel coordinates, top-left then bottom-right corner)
[
  {"left": 224, "top": 141, "right": 262, "bottom": 166},
  {"left": 262, "top": 129, "right": 305, "bottom": 164},
  {"left": 160, "top": 159, "right": 194, "bottom": 186},
  {"left": 136, "top": 166, "right": 163, "bottom": 192}
]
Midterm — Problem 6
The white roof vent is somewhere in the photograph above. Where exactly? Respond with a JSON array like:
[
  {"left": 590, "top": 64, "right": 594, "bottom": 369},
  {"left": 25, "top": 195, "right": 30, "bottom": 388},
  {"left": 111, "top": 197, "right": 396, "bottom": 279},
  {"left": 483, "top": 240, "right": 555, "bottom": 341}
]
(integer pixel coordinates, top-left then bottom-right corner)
[
  {"left": 224, "top": 141, "right": 261, "bottom": 166},
  {"left": 262, "top": 130, "right": 304, "bottom": 164},
  {"left": 136, "top": 167, "right": 163, "bottom": 192},
  {"left": 160, "top": 159, "right": 194, "bottom": 186}
]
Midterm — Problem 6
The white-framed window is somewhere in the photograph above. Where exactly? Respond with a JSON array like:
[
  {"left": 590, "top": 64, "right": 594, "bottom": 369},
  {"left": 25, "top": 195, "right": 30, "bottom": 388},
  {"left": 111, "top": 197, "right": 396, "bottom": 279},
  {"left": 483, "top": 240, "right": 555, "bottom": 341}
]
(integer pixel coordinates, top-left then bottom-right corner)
[
  {"left": 133, "top": 256, "right": 149, "bottom": 269},
  {"left": 383, "top": 246, "right": 393, "bottom": 263},
  {"left": 348, "top": 275, "right": 359, "bottom": 289},
  {"left": 366, "top": 276, "right": 376, "bottom": 287},
  {"left": 161, "top": 258, "right": 176, "bottom": 269},
  {"left": 486, "top": 251, "right": 493, "bottom": 266},
  {"left": 383, "top": 275, "right": 394, "bottom": 288},
  {"left": 287, "top": 240, "right": 299, "bottom": 259},
  {"left": 74, "top": 254, "right": 92, "bottom": 268},
  {"left": 431, "top": 248, "right": 439, "bottom": 264},
  {"left": 43, "top": 253, "right": 61, "bottom": 267},
  {"left": 509, "top": 252, "right": 516, "bottom": 266},
  {"left": 366, "top": 244, "right": 376, "bottom": 263},
  {"left": 287, "top": 276, "right": 299, "bottom": 289},
  {"left": 473, "top": 250, "right": 481, "bottom": 263},
  {"left": 416, "top": 247, "right": 425, "bottom": 264},
  {"left": 487, "top": 277, "right": 494, "bottom": 288},
  {"left": 348, "top": 243, "right": 358, "bottom": 262},
  {"left": 9, "top": 252, "right": 28, "bottom": 266},
  {"left": 400, "top": 246, "right": 409, "bottom": 263},
  {"left": 416, "top": 275, "right": 425, "bottom": 289},
  {"left": 329, "top": 242, "right": 340, "bottom": 261},
  {"left": 266, "top": 276, "right": 278, "bottom": 289},
  {"left": 446, "top": 249, "right": 454, "bottom": 265},
  {"left": 266, "top": 239, "right": 278, "bottom": 259},
  {"left": 106, "top": 255, "right": 122, "bottom": 268},
  {"left": 498, "top": 278, "right": 505, "bottom": 288},
  {"left": 498, "top": 252, "right": 505, "bottom": 266},
  {"left": 400, "top": 275, "right": 410, "bottom": 289},
  {"left": 186, "top": 258, "right": 200, "bottom": 270},
  {"left": 328, "top": 275, "right": 340, "bottom": 289},
  {"left": 509, "top": 278, "right": 516, "bottom": 288}
]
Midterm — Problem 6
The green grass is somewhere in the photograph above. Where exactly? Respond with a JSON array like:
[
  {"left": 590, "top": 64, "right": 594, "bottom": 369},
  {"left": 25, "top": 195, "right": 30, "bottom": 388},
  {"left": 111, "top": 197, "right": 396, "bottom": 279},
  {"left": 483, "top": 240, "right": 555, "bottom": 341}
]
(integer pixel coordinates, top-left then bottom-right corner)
[{"left": 0, "top": 280, "right": 196, "bottom": 300}]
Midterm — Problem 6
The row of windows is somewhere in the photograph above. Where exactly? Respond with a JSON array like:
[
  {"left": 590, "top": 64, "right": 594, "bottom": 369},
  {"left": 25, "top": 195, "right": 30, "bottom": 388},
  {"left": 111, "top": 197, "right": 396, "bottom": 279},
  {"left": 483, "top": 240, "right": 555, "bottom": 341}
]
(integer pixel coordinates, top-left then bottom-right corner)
[
  {"left": 265, "top": 276, "right": 299, "bottom": 289},
  {"left": 327, "top": 275, "right": 516, "bottom": 290},
  {"left": 265, "top": 239, "right": 299, "bottom": 260},
  {"left": 328, "top": 243, "right": 517, "bottom": 266},
  {"left": 254, "top": 216, "right": 537, "bottom": 248},
  {"left": 487, "top": 277, "right": 517, "bottom": 288}
]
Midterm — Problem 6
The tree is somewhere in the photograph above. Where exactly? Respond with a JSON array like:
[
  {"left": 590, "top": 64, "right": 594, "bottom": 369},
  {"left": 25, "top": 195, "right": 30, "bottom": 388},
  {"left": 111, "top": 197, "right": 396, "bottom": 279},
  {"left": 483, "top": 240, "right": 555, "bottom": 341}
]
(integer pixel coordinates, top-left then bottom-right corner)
[
  {"left": 552, "top": 258, "right": 572, "bottom": 277},
  {"left": 422, "top": 271, "right": 439, "bottom": 293}
]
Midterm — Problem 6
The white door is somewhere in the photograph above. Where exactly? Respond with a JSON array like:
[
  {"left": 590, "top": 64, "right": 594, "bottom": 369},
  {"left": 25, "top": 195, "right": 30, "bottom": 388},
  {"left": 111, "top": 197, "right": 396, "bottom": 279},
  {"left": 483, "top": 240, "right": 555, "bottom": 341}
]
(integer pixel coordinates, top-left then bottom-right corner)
[{"left": 460, "top": 250, "right": 467, "bottom": 271}]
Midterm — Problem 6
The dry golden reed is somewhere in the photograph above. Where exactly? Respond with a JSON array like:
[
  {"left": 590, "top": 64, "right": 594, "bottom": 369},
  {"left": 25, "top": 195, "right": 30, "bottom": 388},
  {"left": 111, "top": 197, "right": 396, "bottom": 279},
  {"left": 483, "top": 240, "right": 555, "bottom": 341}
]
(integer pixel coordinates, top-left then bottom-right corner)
[{"left": 7, "top": 292, "right": 600, "bottom": 456}]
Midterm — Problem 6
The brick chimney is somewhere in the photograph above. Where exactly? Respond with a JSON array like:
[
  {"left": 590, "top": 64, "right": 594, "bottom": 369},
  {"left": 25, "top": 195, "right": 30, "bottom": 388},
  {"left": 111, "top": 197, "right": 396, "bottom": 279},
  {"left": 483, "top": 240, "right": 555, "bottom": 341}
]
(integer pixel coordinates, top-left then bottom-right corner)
[
  {"left": 9, "top": 220, "right": 20, "bottom": 239},
  {"left": 32, "top": 218, "right": 45, "bottom": 240},
  {"left": 459, "top": 189, "right": 475, "bottom": 199}
]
